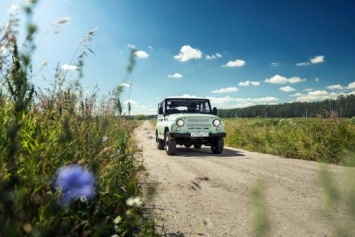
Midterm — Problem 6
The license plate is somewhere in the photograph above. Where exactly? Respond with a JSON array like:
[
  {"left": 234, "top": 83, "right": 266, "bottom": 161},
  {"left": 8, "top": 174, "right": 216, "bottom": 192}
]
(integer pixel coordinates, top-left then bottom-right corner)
[{"left": 191, "top": 132, "right": 209, "bottom": 137}]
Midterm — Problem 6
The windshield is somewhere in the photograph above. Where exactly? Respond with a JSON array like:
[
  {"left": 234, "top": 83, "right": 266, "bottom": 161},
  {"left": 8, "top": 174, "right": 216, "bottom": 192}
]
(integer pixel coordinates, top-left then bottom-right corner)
[{"left": 165, "top": 99, "right": 212, "bottom": 115}]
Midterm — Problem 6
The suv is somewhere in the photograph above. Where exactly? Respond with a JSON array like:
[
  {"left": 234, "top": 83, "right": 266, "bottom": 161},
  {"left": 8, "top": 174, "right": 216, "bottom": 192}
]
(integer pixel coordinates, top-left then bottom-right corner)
[{"left": 156, "top": 97, "right": 226, "bottom": 155}]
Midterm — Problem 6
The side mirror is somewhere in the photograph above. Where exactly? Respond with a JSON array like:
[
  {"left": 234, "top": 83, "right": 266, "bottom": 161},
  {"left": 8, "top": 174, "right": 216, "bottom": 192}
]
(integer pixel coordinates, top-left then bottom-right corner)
[
  {"left": 158, "top": 107, "right": 163, "bottom": 115},
  {"left": 212, "top": 107, "right": 217, "bottom": 115}
]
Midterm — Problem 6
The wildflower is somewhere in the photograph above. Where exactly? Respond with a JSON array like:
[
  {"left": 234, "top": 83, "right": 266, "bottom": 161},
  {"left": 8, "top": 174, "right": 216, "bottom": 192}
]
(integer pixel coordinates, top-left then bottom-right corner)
[
  {"left": 53, "top": 164, "right": 96, "bottom": 205},
  {"left": 126, "top": 196, "right": 142, "bottom": 207},
  {"left": 113, "top": 216, "right": 122, "bottom": 224},
  {"left": 102, "top": 136, "right": 108, "bottom": 143}
]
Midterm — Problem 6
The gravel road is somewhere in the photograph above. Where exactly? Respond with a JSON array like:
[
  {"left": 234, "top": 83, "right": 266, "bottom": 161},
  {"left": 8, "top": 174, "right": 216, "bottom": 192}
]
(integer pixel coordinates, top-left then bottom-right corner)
[{"left": 135, "top": 121, "right": 350, "bottom": 237}]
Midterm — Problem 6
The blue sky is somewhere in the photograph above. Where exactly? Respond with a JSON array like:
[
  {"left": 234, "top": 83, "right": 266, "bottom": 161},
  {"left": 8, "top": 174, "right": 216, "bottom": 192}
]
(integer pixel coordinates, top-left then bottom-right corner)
[{"left": 1, "top": 0, "right": 354, "bottom": 115}]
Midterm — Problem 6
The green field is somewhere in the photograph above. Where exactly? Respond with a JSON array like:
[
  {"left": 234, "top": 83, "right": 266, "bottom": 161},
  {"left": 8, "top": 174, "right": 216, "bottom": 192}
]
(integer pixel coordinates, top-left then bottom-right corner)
[{"left": 224, "top": 117, "right": 355, "bottom": 165}]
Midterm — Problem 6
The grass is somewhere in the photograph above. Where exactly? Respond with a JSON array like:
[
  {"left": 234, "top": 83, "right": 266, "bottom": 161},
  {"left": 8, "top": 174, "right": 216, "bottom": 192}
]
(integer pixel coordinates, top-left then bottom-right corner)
[{"left": 224, "top": 117, "right": 355, "bottom": 165}]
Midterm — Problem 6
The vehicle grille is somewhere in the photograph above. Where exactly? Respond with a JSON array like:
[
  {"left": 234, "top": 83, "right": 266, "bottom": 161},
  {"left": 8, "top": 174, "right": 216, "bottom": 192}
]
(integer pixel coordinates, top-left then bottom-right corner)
[{"left": 187, "top": 118, "right": 210, "bottom": 129}]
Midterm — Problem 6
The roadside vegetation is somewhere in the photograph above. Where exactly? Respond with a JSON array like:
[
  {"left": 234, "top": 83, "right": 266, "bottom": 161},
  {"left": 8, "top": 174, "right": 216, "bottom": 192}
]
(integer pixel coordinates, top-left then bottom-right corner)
[
  {"left": 0, "top": 2, "right": 155, "bottom": 236},
  {"left": 225, "top": 117, "right": 355, "bottom": 165}
]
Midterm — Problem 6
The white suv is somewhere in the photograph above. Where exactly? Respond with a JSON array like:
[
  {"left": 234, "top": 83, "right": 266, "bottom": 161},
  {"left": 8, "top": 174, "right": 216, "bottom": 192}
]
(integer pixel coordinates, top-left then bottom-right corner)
[{"left": 155, "top": 97, "right": 226, "bottom": 155}]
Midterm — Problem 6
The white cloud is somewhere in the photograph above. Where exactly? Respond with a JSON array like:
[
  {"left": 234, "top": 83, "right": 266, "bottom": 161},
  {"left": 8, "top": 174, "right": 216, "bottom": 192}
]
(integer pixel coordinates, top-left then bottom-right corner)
[
  {"left": 238, "top": 81, "right": 250, "bottom": 86},
  {"left": 127, "top": 44, "right": 136, "bottom": 49},
  {"left": 207, "top": 96, "right": 234, "bottom": 107},
  {"left": 288, "top": 76, "right": 306, "bottom": 83},
  {"left": 134, "top": 50, "right": 149, "bottom": 59},
  {"left": 292, "top": 90, "right": 339, "bottom": 102},
  {"left": 296, "top": 62, "right": 310, "bottom": 66},
  {"left": 297, "top": 55, "right": 325, "bottom": 66},
  {"left": 168, "top": 73, "right": 183, "bottom": 78},
  {"left": 347, "top": 81, "right": 355, "bottom": 89},
  {"left": 206, "top": 53, "right": 222, "bottom": 60},
  {"left": 233, "top": 97, "right": 279, "bottom": 108},
  {"left": 180, "top": 94, "right": 199, "bottom": 98},
  {"left": 61, "top": 64, "right": 78, "bottom": 71},
  {"left": 174, "top": 45, "right": 202, "bottom": 62},
  {"left": 291, "top": 92, "right": 304, "bottom": 97},
  {"left": 327, "top": 84, "right": 343, "bottom": 90},
  {"left": 315, "top": 78, "right": 320, "bottom": 82},
  {"left": 310, "top": 55, "right": 325, "bottom": 64},
  {"left": 238, "top": 80, "right": 260, "bottom": 86},
  {"left": 280, "top": 86, "right": 295, "bottom": 92},
  {"left": 265, "top": 75, "right": 288, "bottom": 84},
  {"left": 223, "top": 59, "right": 246, "bottom": 68},
  {"left": 265, "top": 75, "right": 306, "bottom": 84},
  {"left": 236, "top": 97, "right": 278, "bottom": 103},
  {"left": 271, "top": 62, "right": 279, "bottom": 67},
  {"left": 212, "top": 87, "right": 238, "bottom": 93}
]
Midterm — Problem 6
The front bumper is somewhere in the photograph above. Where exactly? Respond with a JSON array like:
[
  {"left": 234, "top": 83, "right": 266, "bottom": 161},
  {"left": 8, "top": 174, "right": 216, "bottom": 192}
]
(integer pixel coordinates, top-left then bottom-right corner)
[{"left": 169, "top": 132, "right": 226, "bottom": 138}]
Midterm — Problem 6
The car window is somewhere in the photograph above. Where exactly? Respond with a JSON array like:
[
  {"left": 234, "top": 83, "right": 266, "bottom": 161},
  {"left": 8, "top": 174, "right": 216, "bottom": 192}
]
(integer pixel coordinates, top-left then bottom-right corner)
[{"left": 164, "top": 99, "right": 212, "bottom": 114}]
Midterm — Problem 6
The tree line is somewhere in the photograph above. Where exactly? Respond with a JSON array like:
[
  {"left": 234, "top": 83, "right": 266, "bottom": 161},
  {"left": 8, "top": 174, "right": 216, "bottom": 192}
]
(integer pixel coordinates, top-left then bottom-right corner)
[{"left": 218, "top": 94, "right": 355, "bottom": 118}]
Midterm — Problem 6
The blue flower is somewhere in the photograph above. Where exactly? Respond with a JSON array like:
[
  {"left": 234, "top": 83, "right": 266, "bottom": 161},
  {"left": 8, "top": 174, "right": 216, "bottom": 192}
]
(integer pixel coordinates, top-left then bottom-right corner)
[{"left": 53, "top": 164, "right": 96, "bottom": 205}]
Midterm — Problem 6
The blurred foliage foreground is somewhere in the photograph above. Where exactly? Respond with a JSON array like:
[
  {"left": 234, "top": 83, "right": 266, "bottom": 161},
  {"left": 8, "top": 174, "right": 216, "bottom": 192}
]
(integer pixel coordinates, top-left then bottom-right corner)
[
  {"left": 0, "top": 1, "right": 155, "bottom": 236},
  {"left": 0, "top": 50, "right": 155, "bottom": 236},
  {"left": 0, "top": 51, "right": 155, "bottom": 236}
]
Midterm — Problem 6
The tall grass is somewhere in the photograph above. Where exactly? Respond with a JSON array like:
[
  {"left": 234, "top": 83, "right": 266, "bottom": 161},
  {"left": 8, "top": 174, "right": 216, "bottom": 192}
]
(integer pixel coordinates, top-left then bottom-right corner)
[
  {"left": 225, "top": 118, "right": 355, "bottom": 164},
  {"left": 0, "top": 2, "right": 155, "bottom": 236}
]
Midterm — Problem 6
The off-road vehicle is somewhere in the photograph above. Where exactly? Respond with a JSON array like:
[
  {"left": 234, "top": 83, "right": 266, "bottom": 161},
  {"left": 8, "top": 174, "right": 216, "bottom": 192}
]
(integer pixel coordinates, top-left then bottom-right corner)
[{"left": 156, "top": 97, "right": 226, "bottom": 155}]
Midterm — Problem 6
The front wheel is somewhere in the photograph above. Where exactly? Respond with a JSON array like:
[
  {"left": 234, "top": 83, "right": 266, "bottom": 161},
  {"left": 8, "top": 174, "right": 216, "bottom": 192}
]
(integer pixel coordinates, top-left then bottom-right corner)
[
  {"left": 211, "top": 137, "right": 224, "bottom": 154},
  {"left": 156, "top": 132, "right": 164, "bottom": 150},
  {"left": 165, "top": 131, "right": 176, "bottom": 155}
]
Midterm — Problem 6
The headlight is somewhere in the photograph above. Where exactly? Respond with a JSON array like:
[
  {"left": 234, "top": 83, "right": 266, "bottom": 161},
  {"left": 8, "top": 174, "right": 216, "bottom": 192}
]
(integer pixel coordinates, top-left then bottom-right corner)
[
  {"left": 213, "top": 119, "right": 221, "bottom": 127},
  {"left": 176, "top": 119, "right": 185, "bottom": 127}
]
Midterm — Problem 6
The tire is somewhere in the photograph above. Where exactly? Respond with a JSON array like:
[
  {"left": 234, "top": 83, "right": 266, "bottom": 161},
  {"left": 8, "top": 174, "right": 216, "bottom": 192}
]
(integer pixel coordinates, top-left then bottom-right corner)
[
  {"left": 211, "top": 137, "right": 224, "bottom": 154},
  {"left": 193, "top": 144, "right": 202, "bottom": 149},
  {"left": 165, "top": 131, "right": 176, "bottom": 155},
  {"left": 156, "top": 132, "right": 164, "bottom": 150}
]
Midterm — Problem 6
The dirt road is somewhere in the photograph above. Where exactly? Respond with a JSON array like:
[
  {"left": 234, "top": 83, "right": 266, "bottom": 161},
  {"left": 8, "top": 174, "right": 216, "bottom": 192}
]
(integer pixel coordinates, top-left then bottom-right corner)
[{"left": 135, "top": 121, "right": 350, "bottom": 237}]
